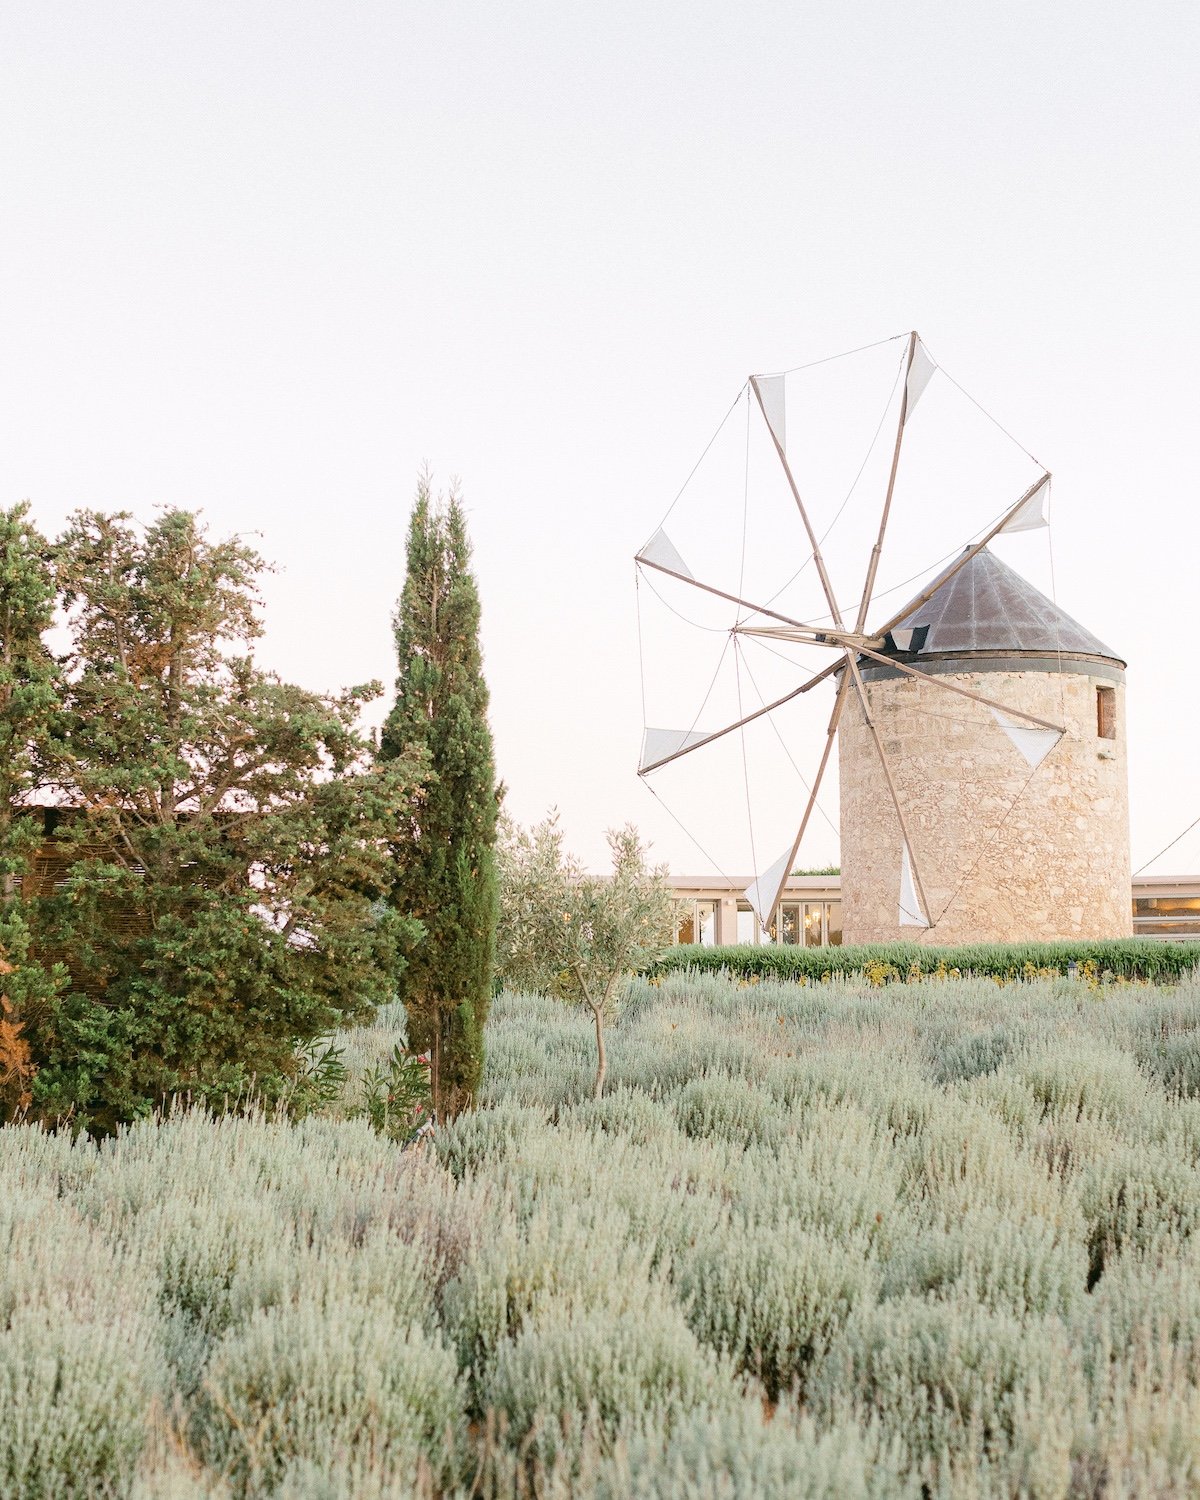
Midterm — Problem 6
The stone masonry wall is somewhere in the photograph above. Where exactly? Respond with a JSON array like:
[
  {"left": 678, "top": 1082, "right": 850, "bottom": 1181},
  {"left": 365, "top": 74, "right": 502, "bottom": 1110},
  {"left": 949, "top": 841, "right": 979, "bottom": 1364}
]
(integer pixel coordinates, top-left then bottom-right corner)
[{"left": 838, "top": 667, "right": 1131, "bottom": 945}]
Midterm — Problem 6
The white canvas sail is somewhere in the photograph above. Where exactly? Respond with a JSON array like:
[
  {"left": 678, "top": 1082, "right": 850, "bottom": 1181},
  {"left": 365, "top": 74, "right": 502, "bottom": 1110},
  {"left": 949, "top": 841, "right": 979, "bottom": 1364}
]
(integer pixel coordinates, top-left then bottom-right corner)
[
  {"left": 639, "top": 726, "right": 710, "bottom": 772},
  {"left": 637, "top": 528, "right": 693, "bottom": 579},
  {"left": 898, "top": 841, "right": 929, "bottom": 927},
  {"left": 903, "top": 342, "right": 937, "bottom": 423},
  {"left": 989, "top": 708, "right": 1061, "bottom": 770},
  {"left": 999, "top": 475, "right": 1050, "bottom": 534},
  {"left": 744, "top": 845, "right": 794, "bottom": 929},
  {"left": 755, "top": 373, "right": 787, "bottom": 453}
]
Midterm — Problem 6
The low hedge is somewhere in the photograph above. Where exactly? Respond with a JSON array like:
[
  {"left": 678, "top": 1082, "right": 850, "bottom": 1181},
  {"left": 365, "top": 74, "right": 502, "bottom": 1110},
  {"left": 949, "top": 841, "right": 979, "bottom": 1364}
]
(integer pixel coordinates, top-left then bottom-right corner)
[{"left": 643, "top": 938, "right": 1200, "bottom": 985}]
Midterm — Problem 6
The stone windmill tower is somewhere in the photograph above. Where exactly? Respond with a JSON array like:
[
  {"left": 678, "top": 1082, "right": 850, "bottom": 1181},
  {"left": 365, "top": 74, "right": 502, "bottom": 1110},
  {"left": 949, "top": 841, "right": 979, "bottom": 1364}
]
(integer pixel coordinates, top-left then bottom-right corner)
[
  {"left": 838, "top": 547, "right": 1131, "bottom": 946},
  {"left": 634, "top": 332, "right": 1132, "bottom": 947}
]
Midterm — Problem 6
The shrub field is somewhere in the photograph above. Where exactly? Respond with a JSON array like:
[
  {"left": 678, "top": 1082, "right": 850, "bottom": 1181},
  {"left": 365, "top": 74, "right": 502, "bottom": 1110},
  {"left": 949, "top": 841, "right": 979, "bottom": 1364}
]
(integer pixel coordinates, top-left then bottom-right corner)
[{"left": 5, "top": 972, "right": 1200, "bottom": 1496}]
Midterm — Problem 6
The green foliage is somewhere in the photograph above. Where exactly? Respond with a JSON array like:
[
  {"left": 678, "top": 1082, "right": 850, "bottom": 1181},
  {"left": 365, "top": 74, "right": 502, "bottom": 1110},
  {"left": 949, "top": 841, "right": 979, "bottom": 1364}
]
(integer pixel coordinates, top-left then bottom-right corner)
[
  {"left": 0, "top": 505, "right": 65, "bottom": 1122},
  {"left": 647, "top": 936, "right": 1200, "bottom": 984},
  {"left": 359, "top": 1042, "right": 433, "bottom": 1142},
  {"left": 381, "top": 477, "right": 498, "bottom": 1116},
  {"left": 13, "top": 507, "right": 426, "bottom": 1132},
  {"left": 496, "top": 814, "right": 676, "bottom": 1098}
]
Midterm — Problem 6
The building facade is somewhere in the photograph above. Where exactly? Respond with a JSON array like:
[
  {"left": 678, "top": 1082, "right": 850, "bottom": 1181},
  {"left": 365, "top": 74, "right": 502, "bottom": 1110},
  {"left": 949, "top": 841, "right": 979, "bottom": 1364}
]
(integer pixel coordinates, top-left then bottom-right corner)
[{"left": 668, "top": 872, "right": 1200, "bottom": 946}]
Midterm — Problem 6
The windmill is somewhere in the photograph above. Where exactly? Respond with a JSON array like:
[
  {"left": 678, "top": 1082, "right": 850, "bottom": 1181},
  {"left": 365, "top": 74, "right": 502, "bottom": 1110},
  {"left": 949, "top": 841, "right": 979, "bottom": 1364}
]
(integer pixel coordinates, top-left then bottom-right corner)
[{"left": 635, "top": 333, "right": 1131, "bottom": 944}]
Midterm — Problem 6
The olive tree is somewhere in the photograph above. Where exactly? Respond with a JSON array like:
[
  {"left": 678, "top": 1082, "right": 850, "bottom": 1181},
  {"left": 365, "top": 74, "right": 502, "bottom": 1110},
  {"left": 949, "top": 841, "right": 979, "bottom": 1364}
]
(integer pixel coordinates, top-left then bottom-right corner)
[{"left": 496, "top": 815, "right": 676, "bottom": 1098}]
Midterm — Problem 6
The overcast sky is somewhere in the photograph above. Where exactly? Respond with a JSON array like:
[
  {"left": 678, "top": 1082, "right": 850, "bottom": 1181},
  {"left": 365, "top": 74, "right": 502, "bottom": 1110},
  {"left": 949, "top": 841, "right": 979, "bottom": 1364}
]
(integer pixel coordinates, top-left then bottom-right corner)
[{"left": 2, "top": 1, "right": 1198, "bottom": 874}]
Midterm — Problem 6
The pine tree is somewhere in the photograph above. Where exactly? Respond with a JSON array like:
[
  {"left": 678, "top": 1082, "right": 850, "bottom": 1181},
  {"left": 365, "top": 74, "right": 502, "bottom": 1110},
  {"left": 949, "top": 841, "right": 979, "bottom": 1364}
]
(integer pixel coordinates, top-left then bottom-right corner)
[{"left": 381, "top": 476, "right": 499, "bottom": 1116}]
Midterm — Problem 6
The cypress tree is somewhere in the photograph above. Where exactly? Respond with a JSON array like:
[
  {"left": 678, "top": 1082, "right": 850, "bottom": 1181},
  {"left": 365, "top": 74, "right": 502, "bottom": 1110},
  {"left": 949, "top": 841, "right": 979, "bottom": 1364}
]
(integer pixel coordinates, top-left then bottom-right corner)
[{"left": 381, "top": 476, "right": 499, "bottom": 1116}]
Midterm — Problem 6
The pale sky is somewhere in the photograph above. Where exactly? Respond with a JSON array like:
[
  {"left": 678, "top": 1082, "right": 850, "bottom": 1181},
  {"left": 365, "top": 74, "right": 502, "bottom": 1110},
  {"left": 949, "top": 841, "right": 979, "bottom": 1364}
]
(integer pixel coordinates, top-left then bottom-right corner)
[{"left": 2, "top": 1, "right": 1198, "bottom": 874}]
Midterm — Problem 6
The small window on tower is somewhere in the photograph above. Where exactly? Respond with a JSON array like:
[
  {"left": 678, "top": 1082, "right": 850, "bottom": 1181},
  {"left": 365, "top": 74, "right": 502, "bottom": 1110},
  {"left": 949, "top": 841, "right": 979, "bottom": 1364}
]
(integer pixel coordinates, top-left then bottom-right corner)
[{"left": 1096, "top": 685, "right": 1116, "bottom": 740}]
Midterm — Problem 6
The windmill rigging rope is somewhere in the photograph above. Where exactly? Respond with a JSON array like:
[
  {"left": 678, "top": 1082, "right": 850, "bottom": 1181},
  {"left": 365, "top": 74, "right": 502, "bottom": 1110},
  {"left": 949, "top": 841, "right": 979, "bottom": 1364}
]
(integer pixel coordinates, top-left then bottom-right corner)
[
  {"left": 929, "top": 754, "right": 1047, "bottom": 930},
  {"left": 734, "top": 642, "right": 840, "bottom": 838},
  {"left": 756, "top": 331, "right": 909, "bottom": 380},
  {"left": 640, "top": 779, "right": 744, "bottom": 895},
  {"left": 1133, "top": 813, "right": 1200, "bottom": 877},
  {"left": 919, "top": 339, "right": 1046, "bottom": 471},
  {"left": 650, "top": 384, "right": 748, "bottom": 538},
  {"left": 756, "top": 346, "right": 907, "bottom": 614},
  {"left": 733, "top": 639, "right": 762, "bottom": 905},
  {"left": 636, "top": 568, "right": 738, "bottom": 761},
  {"left": 1045, "top": 494, "right": 1069, "bottom": 727},
  {"left": 637, "top": 565, "right": 734, "bottom": 634},
  {"left": 634, "top": 568, "right": 649, "bottom": 730}
]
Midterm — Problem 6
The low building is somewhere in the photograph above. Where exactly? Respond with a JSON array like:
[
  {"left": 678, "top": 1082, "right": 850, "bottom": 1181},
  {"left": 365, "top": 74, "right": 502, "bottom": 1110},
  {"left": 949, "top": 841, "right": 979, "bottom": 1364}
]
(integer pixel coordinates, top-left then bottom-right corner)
[{"left": 668, "top": 872, "right": 1200, "bottom": 946}]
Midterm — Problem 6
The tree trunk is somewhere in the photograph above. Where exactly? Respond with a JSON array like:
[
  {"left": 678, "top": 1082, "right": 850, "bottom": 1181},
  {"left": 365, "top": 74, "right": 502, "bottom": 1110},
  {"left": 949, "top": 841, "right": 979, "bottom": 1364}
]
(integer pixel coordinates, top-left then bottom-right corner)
[{"left": 590, "top": 1001, "right": 606, "bottom": 1100}]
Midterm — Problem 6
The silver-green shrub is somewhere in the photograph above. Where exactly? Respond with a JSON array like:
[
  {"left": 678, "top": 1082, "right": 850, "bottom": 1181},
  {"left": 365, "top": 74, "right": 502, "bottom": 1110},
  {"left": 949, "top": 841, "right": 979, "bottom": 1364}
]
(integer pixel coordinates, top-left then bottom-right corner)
[
  {"left": 2, "top": 972, "right": 1200, "bottom": 1496},
  {"left": 194, "top": 1298, "right": 464, "bottom": 1495}
]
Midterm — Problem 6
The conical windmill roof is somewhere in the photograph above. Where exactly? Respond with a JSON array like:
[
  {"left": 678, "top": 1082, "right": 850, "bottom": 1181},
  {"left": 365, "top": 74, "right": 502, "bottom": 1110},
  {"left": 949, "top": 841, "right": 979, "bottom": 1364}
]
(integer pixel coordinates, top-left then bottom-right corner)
[{"left": 884, "top": 548, "right": 1123, "bottom": 665}]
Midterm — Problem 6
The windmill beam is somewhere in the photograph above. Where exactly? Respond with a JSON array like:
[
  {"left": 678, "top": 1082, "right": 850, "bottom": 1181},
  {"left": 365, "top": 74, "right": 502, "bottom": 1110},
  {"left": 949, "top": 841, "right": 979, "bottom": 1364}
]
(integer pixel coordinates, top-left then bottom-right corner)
[
  {"left": 850, "top": 642, "right": 1065, "bottom": 734},
  {"left": 749, "top": 375, "right": 847, "bottom": 629},
  {"left": 638, "top": 674, "right": 826, "bottom": 775},
  {"left": 635, "top": 555, "right": 812, "bottom": 632},
  {"left": 871, "top": 472, "right": 1052, "bottom": 641},
  {"left": 853, "top": 331, "right": 918, "bottom": 635},
  {"left": 734, "top": 623, "right": 884, "bottom": 651},
  {"left": 752, "top": 674, "right": 850, "bottom": 929},
  {"left": 844, "top": 651, "right": 933, "bottom": 928}
]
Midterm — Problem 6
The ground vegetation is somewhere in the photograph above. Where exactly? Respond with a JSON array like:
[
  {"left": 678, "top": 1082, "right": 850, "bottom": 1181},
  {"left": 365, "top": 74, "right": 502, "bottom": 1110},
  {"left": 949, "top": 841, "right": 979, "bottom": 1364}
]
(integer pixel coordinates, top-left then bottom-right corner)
[{"left": 4, "top": 971, "right": 1200, "bottom": 1495}]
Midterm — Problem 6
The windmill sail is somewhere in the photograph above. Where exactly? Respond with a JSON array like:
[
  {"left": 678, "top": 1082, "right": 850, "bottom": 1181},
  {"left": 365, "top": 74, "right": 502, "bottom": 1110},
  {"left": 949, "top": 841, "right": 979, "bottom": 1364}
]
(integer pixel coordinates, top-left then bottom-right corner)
[
  {"left": 898, "top": 841, "right": 929, "bottom": 927},
  {"left": 903, "top": 342, "right": 937, "bottom": 422},
  {"left": 998, "top": 475, "right": 1049, "bottom": 534},
  {"left": 745, "top": 845, "right": 795, "bottom": 929},
  {"left": 990, "top": 708, "right": 1061, "bottom": 770},
  {"left": 754, "top": 374, "right": 787, "bottom": 453},
  {"left": 637, "top": 528, "right": 693, "bottom": 578},
  {"left": 640, "top": 726, "right": 711, "bottom": 772}
]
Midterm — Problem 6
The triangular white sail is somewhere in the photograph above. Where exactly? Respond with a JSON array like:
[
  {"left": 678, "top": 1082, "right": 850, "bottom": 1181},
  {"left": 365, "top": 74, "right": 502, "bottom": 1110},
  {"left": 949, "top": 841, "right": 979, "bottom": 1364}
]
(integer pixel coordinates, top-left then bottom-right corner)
[
  {"left": 891, "top": 627, "right": 918, "bottom": 651},
  {"left": 999, "top": 475, "right": 1050, "bottom": 534},
  {"left": 990, "top": 708, "right": 1061, "bottom": 770},
  {"left": 637, "top": 528, "right": 693, "bottom": 579},
  {"left": 755, "top": 374, "right": 787, "bottom": 453},
  {"left": 744, "top": 845, "right": 794, "bottom": 929},
  {"left": 639, "top": 726, "right": 710, "bottom": 772},
  {"left": 899, "top": 841, "right": 929, "bottom": 927},
  {"left": 903, "top": 342, "right": 937, "bottom": 423}
]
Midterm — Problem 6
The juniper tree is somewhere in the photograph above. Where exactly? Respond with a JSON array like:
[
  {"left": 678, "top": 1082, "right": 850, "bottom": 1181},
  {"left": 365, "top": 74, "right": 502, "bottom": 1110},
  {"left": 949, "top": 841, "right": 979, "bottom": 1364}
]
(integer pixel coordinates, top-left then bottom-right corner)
[
  {"left": 0, "top": 504, "right": 63, "bottom": 1120},
  {"left": 381, "top": 477, "right": 499, "bottom": 1116},
  {"left": 25, "top": 508, "right": 425, "bottom": 1132}
]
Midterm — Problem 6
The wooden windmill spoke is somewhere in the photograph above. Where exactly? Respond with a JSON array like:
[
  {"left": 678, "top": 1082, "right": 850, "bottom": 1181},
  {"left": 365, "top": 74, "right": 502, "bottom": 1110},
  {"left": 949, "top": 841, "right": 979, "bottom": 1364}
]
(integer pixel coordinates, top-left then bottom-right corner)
[
  {"left": 749, "top": 375, "right": 847, "bottom": 629},
  {"left": 851, "top": 642, "right": 1065, "bottom": 734},
  {"left": 853, "top": 331, "right": 918, "bottom": 636},
  {"left": 870, "top": 472, "right": 1051, "bottom": 640},
  {"left": 635, "top": 554, "right": 814, "bottom": 633},
  {"left": 753, "top": 675, "right": 851, "bottom": 926},
  {"left": 638, "top": 649, "right": 844, "bottom": 775},
  {"left": 844, "top": 652, "right": 932, "bottom": 926}
]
